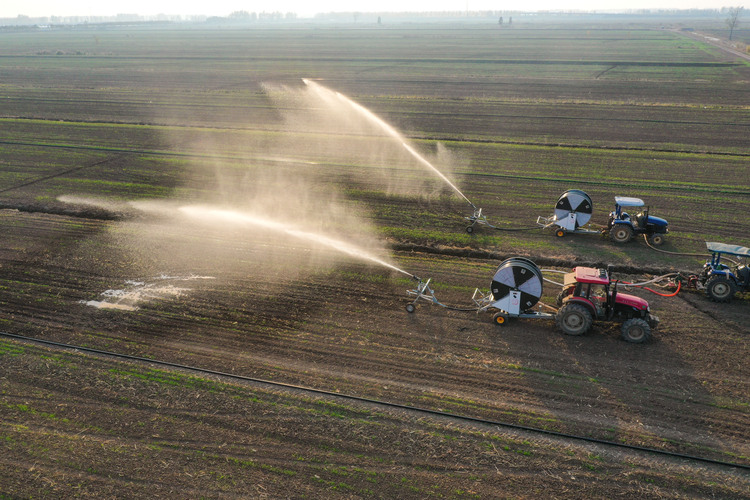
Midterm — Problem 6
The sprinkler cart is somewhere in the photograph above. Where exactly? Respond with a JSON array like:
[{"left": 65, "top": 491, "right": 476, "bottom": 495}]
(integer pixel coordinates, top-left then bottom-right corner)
[
  {"left": 605, "top": 196, "right": 669, "bottom": 245},
  {"left": 465, "top": 206, "right": 492, "bottom": 233},
  {"left": 537, "top": 190, "right": 599, "bottom": 238},
  {"left": 695, "top": 242, "right": 750, "bottom": 302},
  {"left": 406, "top": 257, "right": 659, "bottom": 343}
]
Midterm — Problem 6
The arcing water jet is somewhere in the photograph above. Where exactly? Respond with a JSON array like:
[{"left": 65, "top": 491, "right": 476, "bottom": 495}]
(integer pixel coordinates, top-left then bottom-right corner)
[
  {"left": 179, "top": 205, "right": 417, "bottom": 279},
  {"left": 302, "top": 79, "right": 476, "bottom": 210}
]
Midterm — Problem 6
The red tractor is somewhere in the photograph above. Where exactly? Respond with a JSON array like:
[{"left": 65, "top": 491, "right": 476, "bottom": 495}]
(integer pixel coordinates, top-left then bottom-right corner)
[{"left": 556, "top": 267, "right": 659, "bottom": 343}]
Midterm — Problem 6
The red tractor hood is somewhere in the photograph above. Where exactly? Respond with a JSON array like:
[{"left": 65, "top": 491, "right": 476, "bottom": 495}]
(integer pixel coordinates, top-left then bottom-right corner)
[{"left": 616, "top": 292, "right": 649, "bottom": 310}]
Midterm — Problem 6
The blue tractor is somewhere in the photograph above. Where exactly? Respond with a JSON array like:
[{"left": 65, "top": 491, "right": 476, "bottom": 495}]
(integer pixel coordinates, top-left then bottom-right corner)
[
  {"left": 606, "top": 197, "right": 669, "bottom": 245},
  {"left": 698, "top": 242, "right": 750, "bottom": 302}
]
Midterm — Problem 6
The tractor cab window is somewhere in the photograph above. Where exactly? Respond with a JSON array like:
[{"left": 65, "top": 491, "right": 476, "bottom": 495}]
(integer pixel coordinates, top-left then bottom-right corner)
[
  {"left": 592, "top": 285, "right": 606, "bottom": 299},
  {"left": 590, "top": 285, "right": 607, "bottom": 316},
  {"left": 635, "top": 212, "right": 647, "bottom": 227},
  {"left": 737, "top": 265, "right": 750, "bottom": 282}
]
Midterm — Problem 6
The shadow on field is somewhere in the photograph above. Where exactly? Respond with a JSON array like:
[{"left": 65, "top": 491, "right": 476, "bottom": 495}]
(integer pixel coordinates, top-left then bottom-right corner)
[{"left": 510, "top": 291, "right": 750, "bottom": 465}]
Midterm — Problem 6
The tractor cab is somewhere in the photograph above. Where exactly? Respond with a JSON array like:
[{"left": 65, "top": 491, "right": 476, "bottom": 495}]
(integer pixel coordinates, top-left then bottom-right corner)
[
  {"left": 700, "top": 242, "right": 750, "bottom": 302},
  {"left": 562, "top": 267, "right": 649, "bottom": 319},
  {"left": 607, "top": 197, "right": 668, "bottom": 246}
]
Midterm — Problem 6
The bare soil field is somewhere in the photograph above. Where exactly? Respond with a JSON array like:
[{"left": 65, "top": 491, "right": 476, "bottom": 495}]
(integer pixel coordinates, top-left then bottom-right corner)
[{"left": 0, "top": 20, "right": 748, "bottom": 498}]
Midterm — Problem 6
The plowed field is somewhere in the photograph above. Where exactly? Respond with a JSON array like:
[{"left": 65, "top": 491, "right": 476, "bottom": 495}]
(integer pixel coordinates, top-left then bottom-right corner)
[{"left": 0, "top": 20, "right": 748, "bottom": 498}]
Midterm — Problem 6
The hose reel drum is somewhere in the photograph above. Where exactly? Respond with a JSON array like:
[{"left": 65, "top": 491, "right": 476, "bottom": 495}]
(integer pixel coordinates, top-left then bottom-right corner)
[
  {"left": 554, "top": 189, "right": 593, "bottom": 231},
  {"left": 490, "top": 257, "right": 544, "bottom": 315}
]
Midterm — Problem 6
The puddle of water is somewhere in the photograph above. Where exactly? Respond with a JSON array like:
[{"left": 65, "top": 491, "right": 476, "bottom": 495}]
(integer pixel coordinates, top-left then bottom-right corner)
[{"left": 82, "top": 275, "right": 215, "bottom": 311}]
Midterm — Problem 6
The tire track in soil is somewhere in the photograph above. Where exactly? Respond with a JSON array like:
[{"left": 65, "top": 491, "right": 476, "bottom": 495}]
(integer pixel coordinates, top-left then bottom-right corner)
[{"left": 675, "top": 290, "right": 750, "bottom": 335}]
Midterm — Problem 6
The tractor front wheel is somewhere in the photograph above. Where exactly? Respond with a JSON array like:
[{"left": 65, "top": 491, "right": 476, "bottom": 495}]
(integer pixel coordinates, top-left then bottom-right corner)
[
  {"left": 647, "top": 233, "right": 665, "bottom": 246},
  {"left": 610, "top": 224, "right": 633, "bottom": 244},
  {"left": 466, "top": 225, "right": 475, "bottom": 234},
  {"left": 621, "top": 318, "right": 651, "bottom": 343},
  {"left": 555, "top": 303, "right": 593, "bottom": 336},
  {"left": 705, "top": 276, "right": 736, "bottom": 303}
]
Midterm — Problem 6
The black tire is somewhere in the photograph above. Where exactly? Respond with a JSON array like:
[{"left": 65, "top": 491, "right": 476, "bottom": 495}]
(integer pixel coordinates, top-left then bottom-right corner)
[
  {"left": 492, "top": 312, "right": 508, "bottom": 326},
  {"left": 555, "top": 303, "right": 593, "bottom": 336},
  {"left": 466, "top": 226, "right": 474, "bottom": 234},
  {"left": 610, "top": 224, "right": 633, "bottom": 244},
  {"left": 621, "top": 318, "right": 651, "bottom": 343},
  {"left": 705, "top": 275, "right": 736, "bottom": 303},
  {"left": 405, "top": 303, "right": 416, "bottom": 313},
  {"left": 555, "top": 228, "right": 566, "bottom": 238},
  {"left": 647, "top": 233, "right": 665, "bottom": 246},
  {"left": 555, "top": 287, "right": 573, "bottom": 307}
]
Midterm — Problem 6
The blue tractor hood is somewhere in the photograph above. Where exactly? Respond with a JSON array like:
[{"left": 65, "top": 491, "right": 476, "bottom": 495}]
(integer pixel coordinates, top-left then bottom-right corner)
[{"left": 647, "top": 215, "right": 668, "bottom": 228}]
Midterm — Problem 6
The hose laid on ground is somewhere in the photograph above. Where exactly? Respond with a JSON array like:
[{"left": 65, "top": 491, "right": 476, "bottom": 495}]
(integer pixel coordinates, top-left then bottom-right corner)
[
  {"left": 440, "top": 304, "right": 483, "bottom": 312},
  {"left": 642, "top": 234, "right": 742, "bottom": 266},
  {"left": 492, "top": 226, "right": 545, "bottom": 232},
  {"left": 642, "top": 234, "right": 707, "bottom": 257}
]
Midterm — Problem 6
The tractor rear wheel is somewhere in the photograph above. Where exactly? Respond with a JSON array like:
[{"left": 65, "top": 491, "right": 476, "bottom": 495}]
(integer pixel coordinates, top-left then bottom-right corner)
[
  {"left": 610, "top": 224, "right": 633, "bottom": 244},
  {"left": 647, "top": 233, "right": 665, "bottom": 246},
  {"left": 621, "top": 318, "right": 651, "bottom": 343},
  {"left": 555, "top": 303, "right": 593, "bottom": 336},
  {"left": 705, "top": 276, "right": 736, "bottom": 303}
]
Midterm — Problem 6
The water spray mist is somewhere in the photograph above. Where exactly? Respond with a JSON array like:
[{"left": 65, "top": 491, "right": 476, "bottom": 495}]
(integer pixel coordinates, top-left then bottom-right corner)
[
  {"left": 179, "top": 205, "right": 417, "bottom": 279},
  {"left": 302, "top": 78, "right": 476, "bottom": 210}
]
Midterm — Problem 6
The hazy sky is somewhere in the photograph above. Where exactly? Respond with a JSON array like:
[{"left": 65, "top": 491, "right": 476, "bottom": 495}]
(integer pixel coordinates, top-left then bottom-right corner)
[{"left": 2, "top": 0, "right": 745, "bottom": 18}]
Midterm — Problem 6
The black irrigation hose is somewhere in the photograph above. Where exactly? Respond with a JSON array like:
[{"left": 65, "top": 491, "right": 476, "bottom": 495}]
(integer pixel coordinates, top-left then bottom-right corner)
[
  {"left": 436, "top": 305, "right": 481, "bottom": 312},
  {"left": 1, "top": 331, "right": 747, "bottom": 471},
  {"left": 641, "top": 235, "right": 710, "bottom": 258},
  {"left": 492, "top": 226, "right": 544, "bottom": 232}
]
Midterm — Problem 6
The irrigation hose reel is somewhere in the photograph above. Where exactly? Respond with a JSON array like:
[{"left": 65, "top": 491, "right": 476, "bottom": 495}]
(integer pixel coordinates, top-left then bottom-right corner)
[{"left": 538, "top": 189, "right": 599, "bottom": 237}]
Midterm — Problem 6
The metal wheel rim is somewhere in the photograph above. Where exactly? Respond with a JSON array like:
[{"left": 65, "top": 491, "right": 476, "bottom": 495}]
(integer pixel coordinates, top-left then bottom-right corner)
[
  {"left": 627, "top": 324, "right": 645, "bottom": 341},
  {"left": 613, "top": 228, "right": 629, "bottom": 241},
  {"left": 563, "top": 312, "right": 585, "bottom": 330},
  {"left": 711, "top": 282, "right": 730, "bottom": 298}
]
